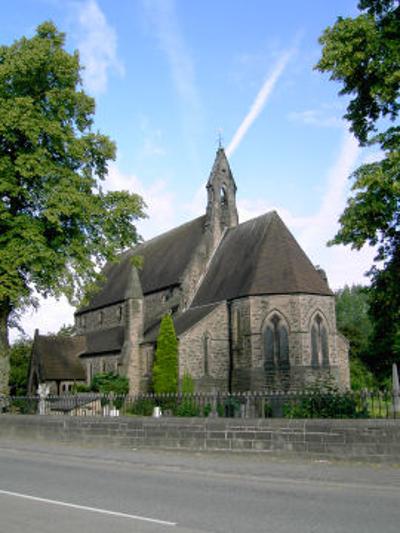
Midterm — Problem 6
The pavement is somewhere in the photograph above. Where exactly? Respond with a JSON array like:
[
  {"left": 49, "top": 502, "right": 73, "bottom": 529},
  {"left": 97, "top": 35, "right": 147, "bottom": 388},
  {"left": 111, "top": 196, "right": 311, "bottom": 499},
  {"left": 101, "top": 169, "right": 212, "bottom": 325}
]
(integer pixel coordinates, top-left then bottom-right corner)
[{"left": 0, "top": 438, "right": 399, "bottom": 532}]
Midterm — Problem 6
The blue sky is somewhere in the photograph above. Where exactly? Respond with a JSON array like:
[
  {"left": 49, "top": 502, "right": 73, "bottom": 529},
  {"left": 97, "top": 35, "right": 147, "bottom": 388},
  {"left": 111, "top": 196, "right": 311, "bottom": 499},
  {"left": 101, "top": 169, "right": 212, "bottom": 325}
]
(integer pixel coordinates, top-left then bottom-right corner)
[{"left": 4, "top": 0, "right": 378, "bottom": 340}]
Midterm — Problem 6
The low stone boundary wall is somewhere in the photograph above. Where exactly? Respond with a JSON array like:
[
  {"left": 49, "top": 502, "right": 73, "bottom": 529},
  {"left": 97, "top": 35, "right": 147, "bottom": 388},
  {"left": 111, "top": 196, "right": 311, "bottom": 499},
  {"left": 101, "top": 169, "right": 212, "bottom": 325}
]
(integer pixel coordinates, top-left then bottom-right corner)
[{"left": 1, "top": 415, "right": 399, "bottom": 463}]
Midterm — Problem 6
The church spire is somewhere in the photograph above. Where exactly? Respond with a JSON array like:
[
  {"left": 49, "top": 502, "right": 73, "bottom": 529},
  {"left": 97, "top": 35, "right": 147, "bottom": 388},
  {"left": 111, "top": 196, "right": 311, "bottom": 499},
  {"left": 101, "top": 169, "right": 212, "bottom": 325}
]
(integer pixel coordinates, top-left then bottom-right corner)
[{"left": 206, "top": 148, "right": 238, "bottom": 234}]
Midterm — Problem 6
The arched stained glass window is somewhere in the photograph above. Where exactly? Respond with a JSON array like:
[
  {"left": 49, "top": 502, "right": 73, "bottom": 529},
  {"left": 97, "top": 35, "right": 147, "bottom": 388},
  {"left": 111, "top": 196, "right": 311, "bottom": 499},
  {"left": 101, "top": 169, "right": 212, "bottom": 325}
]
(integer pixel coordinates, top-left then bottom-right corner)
[
  {"left": 263, "top": 313, "right": 289, "bottom": 371},
  {"left": 310, "top": 313, "right": 330, "bottom": 368}
]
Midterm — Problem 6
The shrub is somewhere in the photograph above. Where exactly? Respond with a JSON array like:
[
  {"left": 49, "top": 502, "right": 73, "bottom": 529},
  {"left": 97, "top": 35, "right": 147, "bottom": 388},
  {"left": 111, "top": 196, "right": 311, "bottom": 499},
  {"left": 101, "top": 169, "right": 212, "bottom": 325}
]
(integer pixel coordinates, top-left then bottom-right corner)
[
  {"left": 71, "top": 383, "right": 90, "bottom": 393},
  {"left": 283, "top": 377, "right": 367, "bottom": 419},
  {"left": 126, "top": 398, "right": 156, "bottom": 416},
  {"left": 9, "top": 397, "right": 38, "bottom": 414},
  {"left": 264, "top": 401, "right": 273, "bottom": 418},
  {"left": 223, "top": 397, "right": 241, "bottom": 417},
  {"left": 90, "top": 372, "right": 129, "bottom": 395},
  {"left": 350, "top": 357, "right": 376, "bottom": 391},
  {"left": 90, "top": 372, "right": 129, "bottom": 409},
  {"left": 181, "top": 372, "right": 195, "bottom": 394},
  {"left": 152, "top": 315, "right": 178, "bottom": 394},
  {"left": 175, "top": 399, "right": 200, "bottom": 417},
  {"left": 203, "top": 403, "right": 212, "bottom": 417}
]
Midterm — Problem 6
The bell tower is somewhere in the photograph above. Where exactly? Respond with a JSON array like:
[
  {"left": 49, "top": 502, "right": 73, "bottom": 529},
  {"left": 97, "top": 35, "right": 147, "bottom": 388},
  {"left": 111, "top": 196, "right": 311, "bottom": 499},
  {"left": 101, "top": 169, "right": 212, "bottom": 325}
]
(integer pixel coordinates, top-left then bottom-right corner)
[{"left": 205, "top": 148, "right": 238, "bottom": 240}]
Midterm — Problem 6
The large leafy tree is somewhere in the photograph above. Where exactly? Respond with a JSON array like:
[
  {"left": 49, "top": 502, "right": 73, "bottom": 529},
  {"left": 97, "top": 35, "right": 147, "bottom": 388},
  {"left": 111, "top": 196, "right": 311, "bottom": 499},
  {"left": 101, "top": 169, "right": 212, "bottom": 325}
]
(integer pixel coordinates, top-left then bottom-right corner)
[
  {"left": 152, "top": 314, "right": 178, "bottom": 394},
  {"left": 0, "top": 22, "right": 145, "bottom": 393},
  {"left": 316, "top": 0, "right": 400, "bottom": 378}
]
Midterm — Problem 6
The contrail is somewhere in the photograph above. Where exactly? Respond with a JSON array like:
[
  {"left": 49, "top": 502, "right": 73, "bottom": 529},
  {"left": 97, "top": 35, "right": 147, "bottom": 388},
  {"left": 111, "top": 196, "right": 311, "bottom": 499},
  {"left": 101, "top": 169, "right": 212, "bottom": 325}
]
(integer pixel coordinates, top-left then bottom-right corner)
[{"left": 226, "top": 49, "right": 294, "bottom": 157}]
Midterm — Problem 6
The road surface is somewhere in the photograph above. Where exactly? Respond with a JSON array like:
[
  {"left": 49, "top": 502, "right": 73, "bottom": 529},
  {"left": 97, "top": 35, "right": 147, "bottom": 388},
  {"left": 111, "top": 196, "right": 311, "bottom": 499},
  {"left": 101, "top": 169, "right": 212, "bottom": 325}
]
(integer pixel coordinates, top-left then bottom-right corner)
[{"left": 0, "top": 439, "right": 399, "bottom": 532}]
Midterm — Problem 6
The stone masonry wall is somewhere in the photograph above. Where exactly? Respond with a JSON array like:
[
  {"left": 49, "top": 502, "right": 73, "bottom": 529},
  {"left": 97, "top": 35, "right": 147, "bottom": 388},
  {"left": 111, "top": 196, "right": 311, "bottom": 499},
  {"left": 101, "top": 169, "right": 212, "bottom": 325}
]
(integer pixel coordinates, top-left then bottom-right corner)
[
  {"left": 124, "top": 297, "right": 144, "bottom": 394},
  {"left": 75, "top": 302, "right": 125, "bottom": 334},
  {"left": 232, "top": 294, "right": 349, "bottom": 392},
  {"left": 143, "top": 287, "right": 181, "bottom": 330},
  {"left": 179, "top": 303, "right": 229, "bottom": 392},
  {"left": 2, "top": 415, "right": 399, "bottom": 464},
  {"left": 83, "top": 354, "right": 120, "bottom": 383},
  {"left": 180, "top": 227, "right": 223, "bottom": 310}
]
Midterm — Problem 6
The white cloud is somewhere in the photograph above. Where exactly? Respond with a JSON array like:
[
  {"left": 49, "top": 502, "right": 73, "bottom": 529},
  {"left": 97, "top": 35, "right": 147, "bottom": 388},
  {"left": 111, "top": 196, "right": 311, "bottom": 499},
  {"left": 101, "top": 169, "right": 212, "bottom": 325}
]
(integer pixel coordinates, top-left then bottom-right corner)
[
  {"left": 11, "top": 295, "right": 75, "bottom": 342},
  {"left": 104, "top": 163, "right": 177, "bottom": 239},
  {"left": 142, "top": 0, "right": 202, "bottom": 137},
  {"left": 143, "top": 0, "right": 196, "bottom": 104},
  {"left": 300, "top": 132, "right": 359, "bottom": 250},
  {"left": 287, "top": 109, "right": 343, "bottom": 128},
  {"left": 76, "top": 0, "right": 124, "bottom": 94},
  {"left": 141, "top": 0, "right": 204, "bottom": 173},
  {"left": 138, "top": 117, "right": 167, "bottom": 158},
  {"left": 226, "top": 48, "right": 295, "bottom": 157}
]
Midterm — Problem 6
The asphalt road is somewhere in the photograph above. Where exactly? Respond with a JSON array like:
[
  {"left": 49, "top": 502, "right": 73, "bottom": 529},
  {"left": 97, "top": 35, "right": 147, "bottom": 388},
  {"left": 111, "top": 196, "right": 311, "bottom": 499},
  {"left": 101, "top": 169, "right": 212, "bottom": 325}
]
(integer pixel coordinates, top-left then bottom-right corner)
[{"left": 0, "top": 439, "right": 399, "bottom": 533}]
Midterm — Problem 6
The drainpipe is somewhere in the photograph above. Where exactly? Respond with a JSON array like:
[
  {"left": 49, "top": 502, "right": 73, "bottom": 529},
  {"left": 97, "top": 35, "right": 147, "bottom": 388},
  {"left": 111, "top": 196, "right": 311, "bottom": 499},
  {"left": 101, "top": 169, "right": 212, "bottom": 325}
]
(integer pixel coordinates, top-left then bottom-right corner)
[{"left": 227, "top": 300, "right": 233, "bottom": 393}]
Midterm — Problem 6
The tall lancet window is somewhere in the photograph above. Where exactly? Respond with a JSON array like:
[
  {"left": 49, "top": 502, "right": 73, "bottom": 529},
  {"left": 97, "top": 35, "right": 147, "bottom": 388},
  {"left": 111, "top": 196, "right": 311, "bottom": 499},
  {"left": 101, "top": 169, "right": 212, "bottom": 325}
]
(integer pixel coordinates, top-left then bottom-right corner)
[
  {"left": 311, "top": 313, "right": 329, "bottom": 368},
  {"left": 263, "top": 313, "right": 289, "bottom": 371}
]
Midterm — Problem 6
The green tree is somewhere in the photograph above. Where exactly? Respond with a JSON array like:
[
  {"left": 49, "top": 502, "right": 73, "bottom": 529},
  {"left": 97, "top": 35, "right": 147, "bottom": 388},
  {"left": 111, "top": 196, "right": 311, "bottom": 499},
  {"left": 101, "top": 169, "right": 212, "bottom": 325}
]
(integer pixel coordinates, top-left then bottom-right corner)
[
  {"left": 0, "top": 22, "right": 146, "bottom": 393},
  {"left": 366, "top": 254, "right": 400, "bottom": 380},
  {"left": 316, "top": 0, "right": 400, "bottom": 380},
  {"left": 335, "top": 285, "right": 373, "bottom": 360},
  {"left": 152, "top": 314, "right": 178, "bottom": 394},
  {"left": 9, "top": 337, "right": 32, "bottom": 396},
  {"left": 335, "top": 285, "right": 376, "bottom": 389}
]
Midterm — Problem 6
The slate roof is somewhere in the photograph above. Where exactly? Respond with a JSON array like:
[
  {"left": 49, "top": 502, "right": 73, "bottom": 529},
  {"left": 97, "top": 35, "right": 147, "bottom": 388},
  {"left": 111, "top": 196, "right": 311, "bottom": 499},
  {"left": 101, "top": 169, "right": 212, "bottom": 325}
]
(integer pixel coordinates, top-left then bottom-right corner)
[
  {"left": 192, "top": 211, "right": 332, "bottom": 307},
  {"left": 80, "top": 326, "right": 125, "bottom": 357},
  {"left": 32, "top": 334, "right": 86, "bottom": 381},
  {"left": 143, "top": 303, "right": 219, "bottom": 343},
  {"left": 77, "top": 215, "right": 206, "bottom": 314}
]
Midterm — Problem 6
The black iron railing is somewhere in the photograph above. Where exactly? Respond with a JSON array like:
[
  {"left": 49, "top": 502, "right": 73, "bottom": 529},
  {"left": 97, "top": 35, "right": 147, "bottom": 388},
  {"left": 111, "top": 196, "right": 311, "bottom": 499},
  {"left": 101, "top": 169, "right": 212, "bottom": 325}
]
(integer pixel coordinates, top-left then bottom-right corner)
[{"left": 1, "top": 389, "right": 399, "bottom": 419}]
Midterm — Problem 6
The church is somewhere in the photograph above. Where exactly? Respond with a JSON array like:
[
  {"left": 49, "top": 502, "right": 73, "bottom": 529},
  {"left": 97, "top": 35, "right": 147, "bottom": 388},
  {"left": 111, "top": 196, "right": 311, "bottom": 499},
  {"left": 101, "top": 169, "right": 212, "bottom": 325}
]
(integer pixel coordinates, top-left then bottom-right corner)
[{"left": 28, "top": 148, "right": 350, "bottom": 395}]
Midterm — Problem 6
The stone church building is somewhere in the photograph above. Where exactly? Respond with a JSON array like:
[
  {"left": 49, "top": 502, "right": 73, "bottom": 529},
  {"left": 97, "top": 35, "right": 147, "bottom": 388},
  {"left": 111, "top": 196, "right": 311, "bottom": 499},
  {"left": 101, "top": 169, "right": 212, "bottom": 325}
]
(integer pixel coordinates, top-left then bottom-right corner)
[{"left": 28, "top": 148, "right": 349, "bottom": 395}]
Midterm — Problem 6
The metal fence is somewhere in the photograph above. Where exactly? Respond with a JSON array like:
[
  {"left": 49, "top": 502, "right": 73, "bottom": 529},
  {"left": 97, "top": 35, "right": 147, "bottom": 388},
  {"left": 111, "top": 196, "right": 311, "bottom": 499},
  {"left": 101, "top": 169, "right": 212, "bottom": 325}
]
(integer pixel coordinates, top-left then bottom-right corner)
[{"left": 1, "top": 389, "right": 400, "bottom": 419}]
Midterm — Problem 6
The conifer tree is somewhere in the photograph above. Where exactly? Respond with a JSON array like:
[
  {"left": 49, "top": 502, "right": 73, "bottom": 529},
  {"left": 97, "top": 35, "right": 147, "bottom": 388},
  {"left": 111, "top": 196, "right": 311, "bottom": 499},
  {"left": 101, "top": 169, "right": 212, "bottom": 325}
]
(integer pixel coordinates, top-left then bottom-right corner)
[{"left": 152, "top": 314, "right": 178, "bottom": 394}]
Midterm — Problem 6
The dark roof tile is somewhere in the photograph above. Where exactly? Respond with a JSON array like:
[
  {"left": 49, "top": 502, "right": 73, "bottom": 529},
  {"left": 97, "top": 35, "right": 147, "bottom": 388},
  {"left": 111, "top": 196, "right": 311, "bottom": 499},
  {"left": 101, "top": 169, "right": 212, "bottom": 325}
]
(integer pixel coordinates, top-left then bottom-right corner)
[
  {"left": 33, "top": 335, "right": 86, "bottom": 381},
  {"left": 78, "top": 215, "right": 206, "bottom": 314},
  {"left": 80, "top": 326, "right": 125, "bottom": 357},
  {"left": 192, "top": 211, "right": 332, "bottom": 306},
  {"left": 143, "top": 303, "right": 219, "bottom": 343}
]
